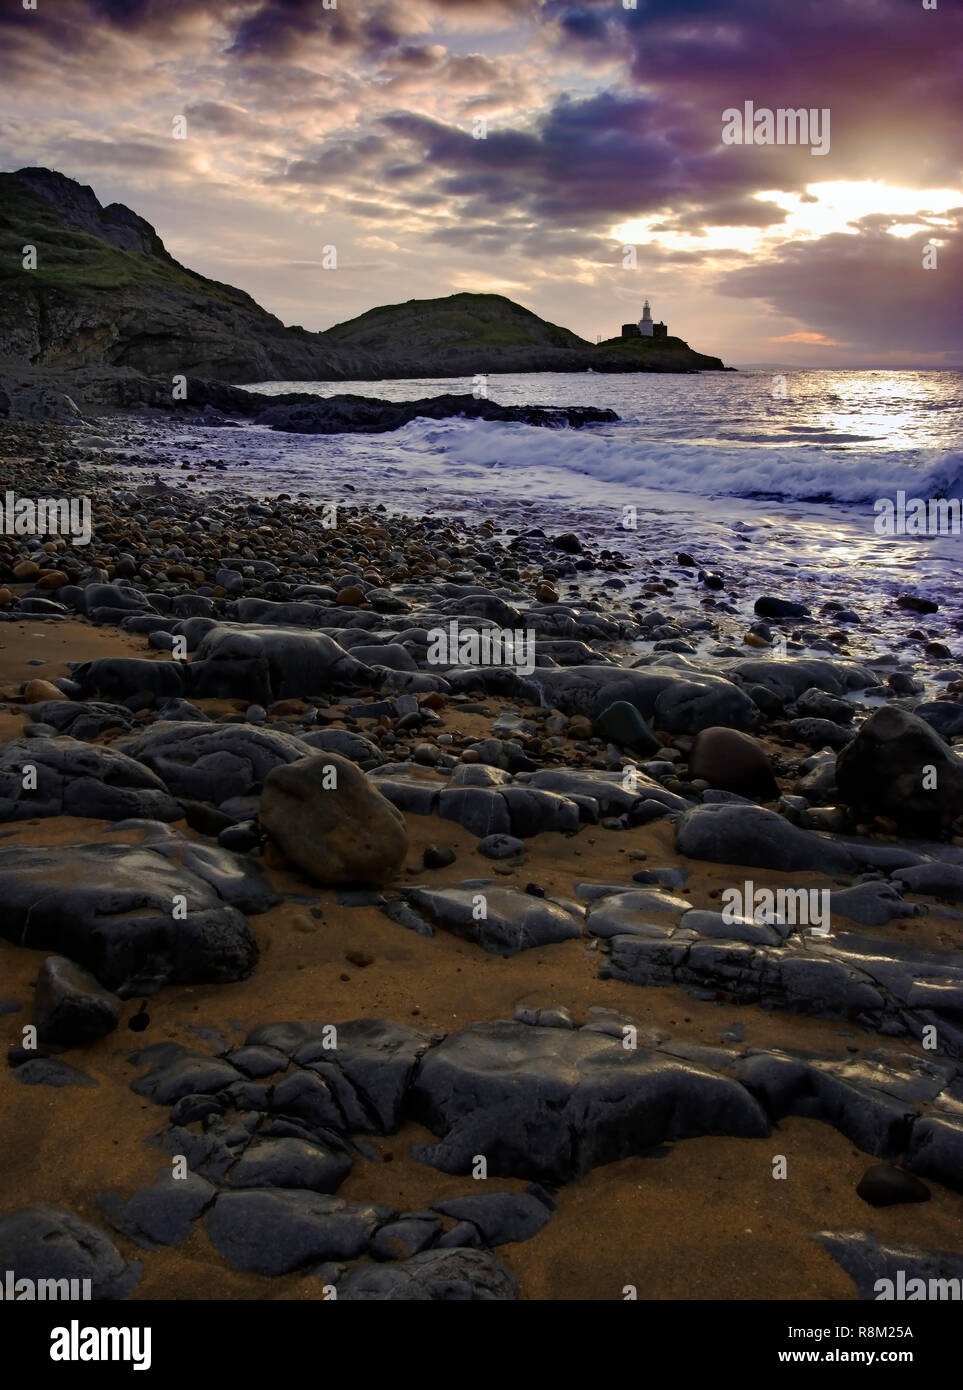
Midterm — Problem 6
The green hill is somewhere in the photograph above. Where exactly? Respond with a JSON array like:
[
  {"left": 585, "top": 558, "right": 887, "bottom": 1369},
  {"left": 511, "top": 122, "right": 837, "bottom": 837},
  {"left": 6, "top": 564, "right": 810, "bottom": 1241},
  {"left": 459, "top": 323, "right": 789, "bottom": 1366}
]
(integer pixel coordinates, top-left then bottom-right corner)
[{"left": 0, "top": 167, "right": 726, "bottom": 383}]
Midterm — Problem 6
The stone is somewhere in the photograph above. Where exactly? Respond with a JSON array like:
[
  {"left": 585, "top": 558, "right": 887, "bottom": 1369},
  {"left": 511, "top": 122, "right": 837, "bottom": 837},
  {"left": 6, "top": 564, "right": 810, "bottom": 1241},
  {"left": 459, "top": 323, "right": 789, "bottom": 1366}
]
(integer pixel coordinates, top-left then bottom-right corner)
[
  {"left": 896, "top": 593, "right": 938, "bottom": 614},
  {"left": 430, "top": 1191, "right": 553, "bottom": 1246},
  {"left": 593, "top": 700, "right": 661, "bottom": 755},
  {"left": 34, "top": 955, "right": 121, "bottom": 1045},
  {"left": 423, "top": 844, "right": 456, "bottom": 869},
  {"left": 227, "top": 1138, "right": 352, "bottom": 1194},
  {"left": 260, "top": 753, "right": 408, "bottom": 886},
  {"left": 0, "top": 736, "right": 181, "bottom": 823},
  {"left": 836, "top": 706, "right": 963, "bottom": 833},
  {"left": 676, "top": 803, "right": 856, "bottom": 873},
  {"left": 119, "top": 721, "right": 316, "bottom": 803},
  {"left": 105, "top": 1173, "right": 215, "bottom": 1248},
  {"left": 207, "top": 1189, "right": 394, "bottom": 1275},
  {"left": 22, "top": 679, "right": 68, "bottom": 703},
  {"left": 754, "top": 596, "right": 811, "bottom": 619},
  {"left": 368, "top": 1215, "right": 442, "bottom": 1261},
  {"left": 477, "top": 833, "right": 525, "bottom": 859},
  {"left": 398, "top": 885, "right": 583, "bottom": 954},
  {"left": 0, "top": 1204, "right": 140, "bottom": 1299},
  {"left": 337, "top": 1247, "right": 518, "bottom": 1300},
  {"left": 816, "top": 1230, "right": 963, "bottom": 1301},
  {"left": 0, "top": 840, "right": 259, "bottom": 994},
  {"left": 13, "top": 1058, "right": 98, "bottom": 1087},
  {"left": 688, "top": 727, "right": 778, "bottom": 799},
  {"left": 410, "top": 1019, "right": 768, "bottom": 1181},
  {"left": 534, "top": 664, "right": 759, "bottom": 734},
  {"left": 856, "top": 1163, "right": 930, "bottom": 1208}
]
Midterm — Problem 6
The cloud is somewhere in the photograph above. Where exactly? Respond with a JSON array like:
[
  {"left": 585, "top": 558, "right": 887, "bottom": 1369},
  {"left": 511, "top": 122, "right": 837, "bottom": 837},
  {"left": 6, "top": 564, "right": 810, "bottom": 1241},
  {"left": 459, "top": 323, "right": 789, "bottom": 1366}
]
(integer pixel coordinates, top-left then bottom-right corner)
[{"left": 716, "top": 216, "right": 963, "bottom": 353}]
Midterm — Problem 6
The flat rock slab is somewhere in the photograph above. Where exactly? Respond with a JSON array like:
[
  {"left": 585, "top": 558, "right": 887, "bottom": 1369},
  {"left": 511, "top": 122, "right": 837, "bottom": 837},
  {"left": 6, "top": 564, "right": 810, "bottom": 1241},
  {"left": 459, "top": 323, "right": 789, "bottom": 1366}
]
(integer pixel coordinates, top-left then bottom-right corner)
[
  {"left": 208, "top": 1189, "right": 396, "bottom": 1275},
  {"left": 191, "top": 626, "right": 375, "bottom": 702},
  {"left": 602, "top": 913, "right": 963, "bottom": 1055},
  {"left": 676, "top": 803, "right": 858, "bottom": 873},
  {"left": 337, "top": 1247, "right": 518, "bottom": 1300},
  {"left": 409, "top": 1019, "right": 769, "bottom": 1181},
  {"left": 429, "top": 1191, "right": 553, "bottom": 1246},
  {"left": 97, "top": 1172, "right": 216, "bottom": 1249},
  {"left": 529, "top": 767, "right": 687, "bottom": 818},
  {"left": 0, "top": 1204, "right": 141, "bottom": 1299},
  {"left": 25, "top": 699, "right": 136, "bottom": 740},
  {"left": 35, "top": 955, "right": 120, "bottom": 1045},
  {"left": 0, "top": 840, "right": 259, "bottom": 994},
  {"left": 816, "top": 1229, "right": 963, "bottom": 1300},
  {"left": 541, "top": 662, "right": 762, "bottom": 733},
  {"left": 118, "top": 721, "right": 317, "bottom": 802},
  {"left": 0, "top": 735, "right": 180, "bottom": 822},
  {"left": 397, "top": 885, "right": 583, "bottom": 954},
  {"left": 13, "top": 1058, "right": 98, "bottom": 1087}
]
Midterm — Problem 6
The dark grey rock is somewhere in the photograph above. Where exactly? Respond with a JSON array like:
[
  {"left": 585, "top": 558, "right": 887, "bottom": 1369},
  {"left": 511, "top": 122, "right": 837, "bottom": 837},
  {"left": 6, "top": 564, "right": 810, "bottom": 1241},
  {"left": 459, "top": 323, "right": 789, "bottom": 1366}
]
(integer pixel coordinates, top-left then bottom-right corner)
[
  {"left": 34, "top": 954, "right": 120, "bottom": 1045},
  {"left": 477, "top": 833, "right": 526, "bottom": 859},
  {"left": 400, "top": 885, "right": 582, "bottom": 955},
  {"left": 676, "top": 803, "right": 856, "bottom": 873},
  {"left": 0, "top": 736, "right": 180, "bottom": 822},
  {"left": 593, "top": 701, "right": 661, "bottom": 754},
  {"left": 118, "top": 721, "right": 316, "bottom": 802},
  {"left": 534, "top": 663, "right": 759, "bottom": 734},
  {"left": 369, "top": 1214, "right": 442, "bottom": 1261},
  {"left": 0, "top": 1204, "right": 141, "bottom": 1299},
  {"left": 337, "top": 1246, "right": 518, "bottom": 1300},
  {"left": 499, "top": 786, "right": 580, "bottom": 837},
  {"left": 13, "top": 1058, "right": 98, "bottom": 1087},
  {"left": 836, "top": 706, "right": 963, "bottom": 833},
  {"left": 24, "top": 700, "right": 135, "bottom": 741},
  {"left": 856, "top": 1163, "right": 930, "bottom": 1208},
  {"left": 438, "top": 787, "right": 511, "bottom": 838},
  {"left": 409, "top": 1019, "right": 768, "bottom": 1181},
  {"left": 207, "top": 1189, "right": 395, "bottom": 1275},
  {"left": 106, "top": 1172, "right": 215, "bottom": 1247},
  {"left": 0, "top": 841, "right": 259, "bottom": 994},
  {"left": 430, "top": 1191, "right": 553, "bottom": 1246},
  {"left": 815, "top": 1229, "right": 963, "bottom": 1300},
  {"left": 227, "top": 1137, "right": 351, "bottom": 1193}
]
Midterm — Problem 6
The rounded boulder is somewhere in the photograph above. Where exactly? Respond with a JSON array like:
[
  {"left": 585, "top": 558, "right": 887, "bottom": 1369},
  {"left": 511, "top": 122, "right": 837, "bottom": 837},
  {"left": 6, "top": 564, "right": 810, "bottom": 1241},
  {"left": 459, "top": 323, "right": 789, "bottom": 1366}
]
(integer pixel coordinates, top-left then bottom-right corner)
[
  {"left": 688, "top": 726, "right": 778, "bottom": 800},
  {"left": 260, "top": 752, "right": 408, "bottom": 886}
]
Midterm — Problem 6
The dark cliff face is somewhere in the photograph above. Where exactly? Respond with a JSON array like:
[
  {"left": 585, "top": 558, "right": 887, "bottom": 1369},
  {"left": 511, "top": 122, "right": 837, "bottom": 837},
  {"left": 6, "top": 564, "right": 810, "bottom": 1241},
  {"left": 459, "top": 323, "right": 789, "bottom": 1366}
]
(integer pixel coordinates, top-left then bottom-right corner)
[
  {"left": 0, "top": 168, "right": 373, "bottom": 381},
  {"left": 0, "top": 168, "right": 726, "bottom": 381}
]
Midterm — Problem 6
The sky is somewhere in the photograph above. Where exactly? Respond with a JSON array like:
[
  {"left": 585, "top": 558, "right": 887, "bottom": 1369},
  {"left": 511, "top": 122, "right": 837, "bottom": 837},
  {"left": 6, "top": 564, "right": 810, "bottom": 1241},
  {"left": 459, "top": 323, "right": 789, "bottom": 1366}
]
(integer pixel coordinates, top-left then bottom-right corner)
[{"left": 1, "top": 0, "right": 960, "bottom": 367}]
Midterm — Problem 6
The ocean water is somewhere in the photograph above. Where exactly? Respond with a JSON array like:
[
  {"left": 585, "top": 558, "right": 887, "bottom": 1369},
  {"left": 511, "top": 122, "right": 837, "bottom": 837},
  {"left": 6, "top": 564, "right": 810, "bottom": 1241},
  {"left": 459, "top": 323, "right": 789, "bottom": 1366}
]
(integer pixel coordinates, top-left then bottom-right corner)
[
  {"left": 243, "top": 368, "right": 963, "bottom": 508},
  {"left": 99, "top": 369, "right": 963, "bottom": 636}
]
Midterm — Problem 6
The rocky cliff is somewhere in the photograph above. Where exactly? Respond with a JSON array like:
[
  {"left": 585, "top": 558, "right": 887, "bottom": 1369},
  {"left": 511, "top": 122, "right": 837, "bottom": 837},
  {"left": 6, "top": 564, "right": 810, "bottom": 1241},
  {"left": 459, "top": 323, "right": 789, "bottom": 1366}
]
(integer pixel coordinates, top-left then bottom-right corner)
[
  {"left": 0, "top": 167, "right": 727, "bottom": 384},
  {"left": 0, "top": 169, "right": 373, "bottom": 381}
]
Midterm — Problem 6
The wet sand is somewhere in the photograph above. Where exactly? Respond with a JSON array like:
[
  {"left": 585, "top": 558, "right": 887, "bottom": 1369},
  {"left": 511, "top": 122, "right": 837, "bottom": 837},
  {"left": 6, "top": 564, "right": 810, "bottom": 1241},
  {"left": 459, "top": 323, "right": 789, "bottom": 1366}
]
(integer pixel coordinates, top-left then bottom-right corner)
[{"left": 2, "top": 618, "right": 962, "bottom": 1300}]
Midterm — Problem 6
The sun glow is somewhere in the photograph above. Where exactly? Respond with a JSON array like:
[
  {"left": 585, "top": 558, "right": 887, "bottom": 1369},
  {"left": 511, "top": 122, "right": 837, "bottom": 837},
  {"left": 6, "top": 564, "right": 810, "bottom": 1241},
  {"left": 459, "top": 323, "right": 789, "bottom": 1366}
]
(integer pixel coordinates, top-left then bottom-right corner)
[{"left": 612, "top": 181, "right": 961, "bottom": 259}]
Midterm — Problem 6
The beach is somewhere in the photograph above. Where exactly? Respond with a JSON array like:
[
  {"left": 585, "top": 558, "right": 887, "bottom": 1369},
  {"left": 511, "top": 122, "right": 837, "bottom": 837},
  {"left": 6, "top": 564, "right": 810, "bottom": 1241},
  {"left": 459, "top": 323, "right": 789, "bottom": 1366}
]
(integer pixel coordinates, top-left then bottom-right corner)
[{"left": 1, "top": 392, "right": 962, "bottom": 1301}]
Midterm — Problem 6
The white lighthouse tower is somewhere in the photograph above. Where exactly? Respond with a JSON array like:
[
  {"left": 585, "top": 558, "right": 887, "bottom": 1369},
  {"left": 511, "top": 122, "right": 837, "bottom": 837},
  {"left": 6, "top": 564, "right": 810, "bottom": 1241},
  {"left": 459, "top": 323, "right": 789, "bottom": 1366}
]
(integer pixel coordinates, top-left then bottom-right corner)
[{"left": 639, "top": 299, "right": 654, "bottom": 337}]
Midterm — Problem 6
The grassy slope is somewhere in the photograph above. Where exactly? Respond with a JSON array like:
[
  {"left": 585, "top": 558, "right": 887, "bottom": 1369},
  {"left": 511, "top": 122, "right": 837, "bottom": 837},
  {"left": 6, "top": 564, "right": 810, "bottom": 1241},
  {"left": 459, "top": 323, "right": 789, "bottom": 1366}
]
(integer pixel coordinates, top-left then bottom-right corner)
[
  {"left": 321, "top": 292, "right": 590, "bottom": 352},
  {"left": 0, "top": 176, "right": 259, "bottom": 310}
]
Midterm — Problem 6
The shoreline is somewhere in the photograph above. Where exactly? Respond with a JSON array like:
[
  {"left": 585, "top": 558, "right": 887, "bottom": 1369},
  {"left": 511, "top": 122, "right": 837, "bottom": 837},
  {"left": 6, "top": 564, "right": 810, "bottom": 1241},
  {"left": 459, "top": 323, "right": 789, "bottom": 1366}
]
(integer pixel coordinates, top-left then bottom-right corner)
[{"left": 0, "top": 415, "right": 962, "bottom": 1301}]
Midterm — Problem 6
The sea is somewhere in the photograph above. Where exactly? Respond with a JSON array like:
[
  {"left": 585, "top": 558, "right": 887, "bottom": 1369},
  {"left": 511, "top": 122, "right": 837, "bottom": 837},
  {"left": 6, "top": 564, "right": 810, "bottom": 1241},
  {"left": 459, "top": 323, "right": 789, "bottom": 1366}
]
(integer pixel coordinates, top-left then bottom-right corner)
[{"left": 96, "top": 368, "right": 963, "bottom": 659}]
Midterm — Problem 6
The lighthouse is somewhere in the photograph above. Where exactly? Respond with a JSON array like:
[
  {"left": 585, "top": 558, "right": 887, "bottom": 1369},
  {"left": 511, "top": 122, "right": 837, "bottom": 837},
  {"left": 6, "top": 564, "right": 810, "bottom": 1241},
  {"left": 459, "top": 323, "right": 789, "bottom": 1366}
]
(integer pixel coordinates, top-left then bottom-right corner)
[{"left": 639, "top": 299, "right": 654, "bottom": 337}]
